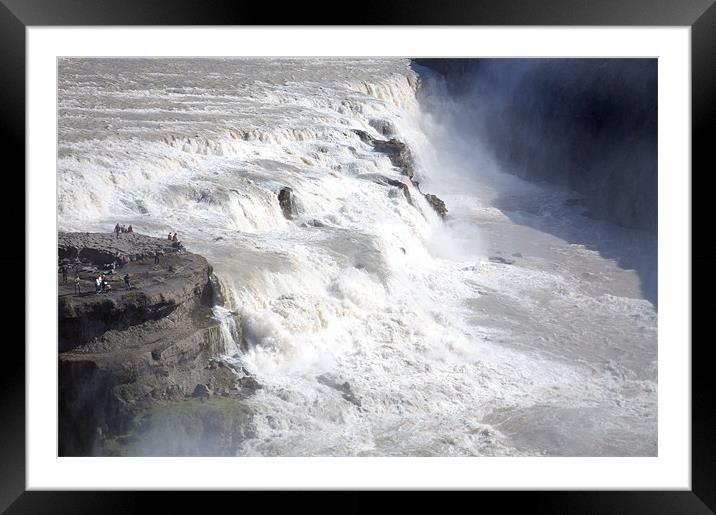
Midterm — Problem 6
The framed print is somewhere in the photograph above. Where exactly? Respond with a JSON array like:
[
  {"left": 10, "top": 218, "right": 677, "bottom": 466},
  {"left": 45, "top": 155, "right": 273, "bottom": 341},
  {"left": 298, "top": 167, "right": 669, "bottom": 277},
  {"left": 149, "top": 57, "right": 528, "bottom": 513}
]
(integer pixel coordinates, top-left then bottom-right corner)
[{"left": 2, "top": 0, "right": 712, "bottom": 512}]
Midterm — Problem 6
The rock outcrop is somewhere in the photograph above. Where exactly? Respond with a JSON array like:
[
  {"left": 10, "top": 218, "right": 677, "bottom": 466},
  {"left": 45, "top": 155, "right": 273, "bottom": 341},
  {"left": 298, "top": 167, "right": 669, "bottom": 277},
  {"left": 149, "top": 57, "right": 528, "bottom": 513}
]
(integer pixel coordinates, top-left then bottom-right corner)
[
  {"left": 424, "top": 193, "right": 448, "bottom": 220},
  {"left": 58, "top": 236, "right": 210, "bottom": 352},
  {"left": 353, "top": 129, "right": 415, "bottom": 180},
  {"left": 58, "top": 232, "right": 255, "bottom": 456},
  {"left": 278, "top": 186, "right": 297, "bottom": 219},
  {"left": 376, "top": 176, "right": 414, "bottom": 206},
  {"left": 353, "top": 129, "right": 448, "bottom": 220},
  {"left": 59, "top": 231, "right": 183, "bottom": 265}
]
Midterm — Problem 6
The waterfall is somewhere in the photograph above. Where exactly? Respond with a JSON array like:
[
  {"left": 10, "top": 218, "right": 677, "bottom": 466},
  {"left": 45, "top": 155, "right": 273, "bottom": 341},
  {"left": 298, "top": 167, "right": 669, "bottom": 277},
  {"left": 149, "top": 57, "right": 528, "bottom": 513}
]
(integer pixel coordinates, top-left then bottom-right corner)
[
  {"left": 212, "top": 305, "right": 242, "bottom": 357},
  {"left": 58, "top": 57, "right": 657, "bottom": 457}
]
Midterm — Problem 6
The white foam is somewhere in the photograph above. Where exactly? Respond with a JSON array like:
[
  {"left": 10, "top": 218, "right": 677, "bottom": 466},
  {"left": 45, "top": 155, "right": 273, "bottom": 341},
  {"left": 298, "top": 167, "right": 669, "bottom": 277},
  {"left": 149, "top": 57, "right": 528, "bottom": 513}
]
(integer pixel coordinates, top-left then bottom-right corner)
[{"left": 58, "top": 58, "right": 657, "bottom": 456}]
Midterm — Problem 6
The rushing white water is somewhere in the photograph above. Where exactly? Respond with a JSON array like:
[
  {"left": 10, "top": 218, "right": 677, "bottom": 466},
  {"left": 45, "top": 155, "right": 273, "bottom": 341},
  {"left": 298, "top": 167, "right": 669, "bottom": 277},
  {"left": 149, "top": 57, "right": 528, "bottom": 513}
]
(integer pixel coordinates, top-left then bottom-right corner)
[{"left": 58, "top": 58, "right": 657, "bottom": 456}]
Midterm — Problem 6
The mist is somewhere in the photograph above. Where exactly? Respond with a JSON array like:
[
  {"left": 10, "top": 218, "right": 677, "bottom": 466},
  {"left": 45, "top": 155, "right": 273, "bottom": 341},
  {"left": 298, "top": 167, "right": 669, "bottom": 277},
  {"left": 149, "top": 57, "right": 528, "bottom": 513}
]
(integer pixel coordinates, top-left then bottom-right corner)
[
  {"left": 412, "top": 58, "right": 658, "bottom": 306},
  {"left": 58, "top": 58, "right": 658, "bottom": 457},
  {"left": 414, "top": 58, "right": 657, "bottom": 230}
]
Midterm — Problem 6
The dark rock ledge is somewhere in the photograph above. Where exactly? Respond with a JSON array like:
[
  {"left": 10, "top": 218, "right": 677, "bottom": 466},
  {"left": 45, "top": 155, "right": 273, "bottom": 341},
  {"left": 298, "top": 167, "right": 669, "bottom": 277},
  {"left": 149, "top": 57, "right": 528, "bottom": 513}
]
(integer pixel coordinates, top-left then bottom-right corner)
[
  {"left": 58, "top": 232, "right": 259, "bottom": 456},
  {"left": 278, "top": 186, "right": 297, "bottom": 220},
  {"left": 352, "top": 129, "right": 448, "bottom": 220}
]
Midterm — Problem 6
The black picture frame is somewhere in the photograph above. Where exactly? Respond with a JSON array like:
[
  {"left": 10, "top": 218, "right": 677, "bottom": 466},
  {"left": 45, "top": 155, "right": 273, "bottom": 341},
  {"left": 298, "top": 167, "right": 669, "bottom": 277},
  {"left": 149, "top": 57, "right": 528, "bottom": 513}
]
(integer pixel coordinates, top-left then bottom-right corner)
[{"left": 2, "top": 0, "right": 711, "bottom": 512}]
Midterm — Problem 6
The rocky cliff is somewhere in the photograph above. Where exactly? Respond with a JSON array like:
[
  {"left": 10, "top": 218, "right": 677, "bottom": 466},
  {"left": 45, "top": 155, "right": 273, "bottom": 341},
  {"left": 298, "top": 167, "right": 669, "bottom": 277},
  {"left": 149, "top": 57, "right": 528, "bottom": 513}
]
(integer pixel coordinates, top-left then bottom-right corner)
[
  {"left": 58, "top": 232, "right": 257, "bottom": 456},
  {"left": 413, "top": 58, "right": 657, "bottom": 232}
]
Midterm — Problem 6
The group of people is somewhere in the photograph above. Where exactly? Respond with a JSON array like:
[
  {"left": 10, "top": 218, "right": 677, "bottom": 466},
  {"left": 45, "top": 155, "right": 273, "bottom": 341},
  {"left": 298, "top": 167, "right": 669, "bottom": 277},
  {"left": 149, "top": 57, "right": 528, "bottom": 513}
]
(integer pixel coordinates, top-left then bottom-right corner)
[
  {"left": 95, "top": 274, "right": 113, "bottom": 294},
  {"left": 94, "top": 272, "right": 132, "bottom": 294},
  {"left": 113, "top": 252, "right": 127, "bottom": 271},
  {"left": 167, "top": 231, "right": 185, "bottom": 251},
  {"left": 114, "top": 223, "right": 134, "bottom": 238}
]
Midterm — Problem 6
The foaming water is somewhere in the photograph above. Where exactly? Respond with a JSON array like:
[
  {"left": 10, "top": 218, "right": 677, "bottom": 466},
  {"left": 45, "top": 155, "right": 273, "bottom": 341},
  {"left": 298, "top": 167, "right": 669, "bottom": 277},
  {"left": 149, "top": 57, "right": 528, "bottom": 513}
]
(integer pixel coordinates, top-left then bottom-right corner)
[{"left": 58, "top": 58, "right": 657, "bottom": 456}]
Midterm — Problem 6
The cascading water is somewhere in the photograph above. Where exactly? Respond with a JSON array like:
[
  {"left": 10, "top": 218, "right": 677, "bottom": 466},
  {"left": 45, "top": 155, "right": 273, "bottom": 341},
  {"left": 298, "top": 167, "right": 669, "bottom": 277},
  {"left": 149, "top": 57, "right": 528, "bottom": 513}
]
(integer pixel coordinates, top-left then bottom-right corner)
[
  {"left": 58, "top": 58, "right": 657, "bottom": 456},
  {"left": 212, "top": 305, "right": 243, "bottom": 357}
]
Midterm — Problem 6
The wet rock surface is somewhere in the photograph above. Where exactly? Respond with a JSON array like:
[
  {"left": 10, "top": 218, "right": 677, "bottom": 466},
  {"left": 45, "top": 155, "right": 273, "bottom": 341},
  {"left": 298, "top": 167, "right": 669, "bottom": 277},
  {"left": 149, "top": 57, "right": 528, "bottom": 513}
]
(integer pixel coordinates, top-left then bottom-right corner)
[
  {"left": 424, "top": 193, "right": 448, "bottom": 219},
  {"left": 353, "top": 129, "right": 415, "bottom": 180},
  {"left": 58, "top": 232, "right": 256, "bottom": 456},
  {"left": 376, "top": 176, "right": 414, "bottom": 206},
  {"left": 278, "top": 186, "right": 297, "bottom": 219},
  {"left": 353, "top": 130, "right": 449, "bottom": 220}
]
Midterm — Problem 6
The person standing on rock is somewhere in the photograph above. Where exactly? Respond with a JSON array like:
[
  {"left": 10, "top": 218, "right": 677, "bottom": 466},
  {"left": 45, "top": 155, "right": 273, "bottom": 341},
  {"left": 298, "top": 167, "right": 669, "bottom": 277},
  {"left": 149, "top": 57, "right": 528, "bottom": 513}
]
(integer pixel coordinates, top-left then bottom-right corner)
[
  {"left": 127, "top": 224, "right": 133, "bottom": 233},
  {"left": 114, "top": 223, "right": 121, "bottom": 238},
  {"left": 123, "top": 273, "right": 131, "bottom": 291},
  {"left": 95, "top": 275, "right": 102, "bottom": 294},
  {"left": 154, "top": 250, "right": 160, "bottom": 265},
  {"left": 74, "top": 274, "right": 81, "bottom": 296}
]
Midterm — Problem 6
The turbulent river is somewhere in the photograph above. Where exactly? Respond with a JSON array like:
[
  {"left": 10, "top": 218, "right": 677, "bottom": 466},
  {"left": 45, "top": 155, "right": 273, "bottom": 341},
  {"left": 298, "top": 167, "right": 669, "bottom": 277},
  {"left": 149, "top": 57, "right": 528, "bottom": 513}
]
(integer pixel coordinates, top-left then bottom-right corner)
[{"left": 58, "top": 58, "right": 657, "bottom": 456}]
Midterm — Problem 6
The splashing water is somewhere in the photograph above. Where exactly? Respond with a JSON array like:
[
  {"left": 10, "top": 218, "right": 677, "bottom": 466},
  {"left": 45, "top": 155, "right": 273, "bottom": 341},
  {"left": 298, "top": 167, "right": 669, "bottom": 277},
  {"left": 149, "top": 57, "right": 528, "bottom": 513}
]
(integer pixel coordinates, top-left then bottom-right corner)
[{"left": 58, "top": 58, "right": 657, "bottom": 456}]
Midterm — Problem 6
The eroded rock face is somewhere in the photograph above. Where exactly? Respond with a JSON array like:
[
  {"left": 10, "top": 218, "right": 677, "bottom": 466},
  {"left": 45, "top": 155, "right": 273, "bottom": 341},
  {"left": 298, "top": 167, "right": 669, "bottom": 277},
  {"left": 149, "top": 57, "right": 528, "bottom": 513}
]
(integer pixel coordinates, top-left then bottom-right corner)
[
  {"left": 278, "top": 187, "right": 297, "bottom": 219},
  {"left": 424, "top": 193, "right": 448, "bottom": 219},
  {"left": 376, "top": 176, "right": 414, "bottom": 206},
  {"left": 353, "top": 129, "right": 415, "bottom": 180},
  {"left": 59, "top": 231, "right": 181, "bottom": 264},
  {"left": 58, "top": 233, "right": 215, "bottom": 352},
  {"left": 59, "top": 314, "right": 250, "bottom": 455},
  {"left": 353, "top": 129, "right": 449, "bottom": 221},
  {"left": 58, "top": 232, "right": 254, "bottom": 457},
  {"left": 413, "top": 58, "right": 657, "bottom": 232}
]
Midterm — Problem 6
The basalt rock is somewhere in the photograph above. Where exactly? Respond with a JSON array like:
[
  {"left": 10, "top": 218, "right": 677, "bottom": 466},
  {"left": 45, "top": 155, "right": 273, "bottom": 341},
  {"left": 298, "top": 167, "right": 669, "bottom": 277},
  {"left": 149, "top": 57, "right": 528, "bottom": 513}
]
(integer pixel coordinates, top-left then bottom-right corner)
[
  {"left": 353, "top": 129, "right": 415, "bottom": 180},
  {"left": 278, "top": 187, "right": 297, "bottom": 219},
  {"left": 424, "top": 193, "right": 448, "bottom": 219},
  {"left": 58, "top": 233, "right": 216, "bottom": 352},
  {"left": 373, "top": 176, "right": 414, "bottom": 206},
  {"left": 353, "top": 130, "right": 449, "bottom": 221},
  {"left": 58, "top": 232, "right": 250, "bottom": 456},
  {"left": 59, "top": 231, "right": 181, "bottom": 265}
]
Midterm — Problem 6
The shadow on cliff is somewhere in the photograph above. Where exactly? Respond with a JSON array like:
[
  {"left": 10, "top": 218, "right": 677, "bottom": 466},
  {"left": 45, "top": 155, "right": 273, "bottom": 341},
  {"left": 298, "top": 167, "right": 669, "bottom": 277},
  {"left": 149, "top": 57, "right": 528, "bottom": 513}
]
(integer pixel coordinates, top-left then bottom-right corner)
[
  {"left": 412, "top": 58, "right": 657, "bottom": 230},
  {"left": 493, "top": 192, "right": 658, "bottom": 308},
  {"left": 411, "top": 58, "right": 658, "bottom": 308}
]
